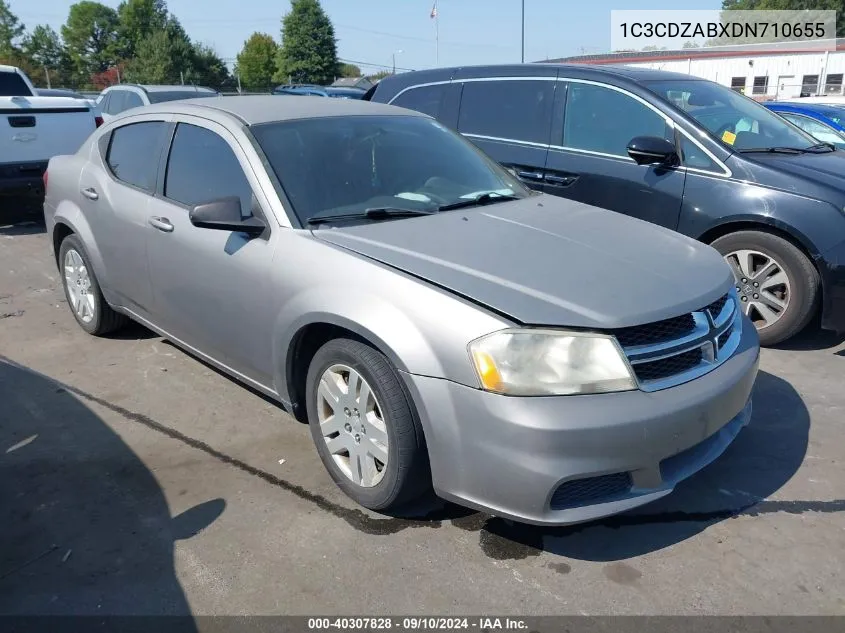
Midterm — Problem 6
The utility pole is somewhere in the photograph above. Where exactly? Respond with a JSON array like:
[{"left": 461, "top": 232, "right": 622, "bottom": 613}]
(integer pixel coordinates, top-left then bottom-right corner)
[
  {"left": 44, "top": 66, "right": 51, "bottom": 89},
  {"left": 392, "top": 49, "right": 403, "bottom": 75},
  {"left": 180, "top": 71, "right": 184, "bottom": 85},
  {"left": 521, "top": 0, "right": 525, "bottom": 63}
]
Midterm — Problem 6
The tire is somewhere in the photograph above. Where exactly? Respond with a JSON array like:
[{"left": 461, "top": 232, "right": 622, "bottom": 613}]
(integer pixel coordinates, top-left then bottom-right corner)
[
  {"left": 59, "top": 234, "right": 128, "bottom": 336},
  {"left": 711, "top": 230, "right": 819, "bottom": 346},
  {"left": 305, "top": 338, "right": 431, "bottom": 511}
]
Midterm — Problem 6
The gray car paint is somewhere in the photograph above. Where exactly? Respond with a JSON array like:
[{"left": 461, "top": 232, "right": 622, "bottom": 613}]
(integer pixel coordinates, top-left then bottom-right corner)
[{"left": 43, "top": 96, "right": 759, "bottom": 525}]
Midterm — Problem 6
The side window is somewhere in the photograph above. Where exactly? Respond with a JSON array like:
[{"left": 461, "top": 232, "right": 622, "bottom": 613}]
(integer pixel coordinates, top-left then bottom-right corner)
[
  {"left": 98, "top": 93, "right": 111, "bottom": 112},
  {"left": 105, "top": 90, "right": 126, "bottom": 115},
  {"left": 164, "top": 123, "right": 255, "bottom": 215},
  {"left": 106, "top": 121, "right": 169, "bottom": 192},
  {"left": 563, "top": 83, "right": 671, "bottom": 157},
  {"left": 679, "top": 136, "right": 719, "bottom": 172},
  {"left": 124, "top": 91, "right": 144, "bottom": 109},
  {"left": 392, "top": 84, "right": 446, "bottom": 118},
  {"left": 457, "top": 80, "right": 554, "bottom": 144}
]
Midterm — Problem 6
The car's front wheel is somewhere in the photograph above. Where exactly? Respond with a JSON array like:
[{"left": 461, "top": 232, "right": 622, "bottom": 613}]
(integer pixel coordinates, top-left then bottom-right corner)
[
  {"left": 305, "top": 338, "right": 431, "bottom": 511},
  {"left": 711, "top": 230, "right": 819, "bottom": 346},
  {"left": 59, "top": 234, "right": 127, "bottom": 336}
]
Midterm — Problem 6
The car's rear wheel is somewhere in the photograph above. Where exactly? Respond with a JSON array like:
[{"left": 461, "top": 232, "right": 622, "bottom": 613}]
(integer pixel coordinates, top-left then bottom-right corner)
[
  {"left": 305, "top": 338, "right": 430, "bottom": 511},
  {"left": 711, "top": 230, "right": 819, "bottom": 346},
  {"left": 59, "top": 234, "right": 127, "bottom": 336}
]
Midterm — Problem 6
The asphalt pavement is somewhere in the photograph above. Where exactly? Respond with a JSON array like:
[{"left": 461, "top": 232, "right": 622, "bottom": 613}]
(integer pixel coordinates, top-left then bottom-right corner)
[{"left": 1, "top": 215, "right": 843, "bottom": 617}]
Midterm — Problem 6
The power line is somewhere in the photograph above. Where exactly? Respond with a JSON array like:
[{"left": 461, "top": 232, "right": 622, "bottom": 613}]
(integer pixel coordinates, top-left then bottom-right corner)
[{"left": 338, "top": 58, "right": 415, "bottom": 73}]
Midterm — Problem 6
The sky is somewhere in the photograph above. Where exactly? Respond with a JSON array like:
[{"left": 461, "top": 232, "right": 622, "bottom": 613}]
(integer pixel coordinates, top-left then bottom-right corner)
[{"left": 10, "top": 0, "right": 722, "bottom": 74}]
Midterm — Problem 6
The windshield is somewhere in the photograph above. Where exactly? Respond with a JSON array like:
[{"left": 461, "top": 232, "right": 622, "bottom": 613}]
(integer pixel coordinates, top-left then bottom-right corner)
[
  {"left": 251, "top": 115, "right": 529, "bottom": 225},
  {"left": 147, "top": 90, "right": 215, "bottom": 103},
  {"left": 645, "top": 79, "right": 819, "bottom": 151}
]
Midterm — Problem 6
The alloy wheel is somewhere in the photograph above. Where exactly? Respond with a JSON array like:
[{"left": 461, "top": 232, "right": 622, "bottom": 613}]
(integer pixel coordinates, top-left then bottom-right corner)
[
  {"left": 64, "top": 249, "right": 96, "bottom": 324},
  {"left": 316, "top": 364, "right": 389, "bottom": 488},
  {"left": 724, "top": 248, "right": 791, "bottom": 329}
]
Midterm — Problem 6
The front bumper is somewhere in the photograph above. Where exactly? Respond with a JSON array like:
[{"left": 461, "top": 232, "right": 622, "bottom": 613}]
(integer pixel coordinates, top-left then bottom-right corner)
[{"left": 405, "top": 317, "right": 760, "bottom": 526}]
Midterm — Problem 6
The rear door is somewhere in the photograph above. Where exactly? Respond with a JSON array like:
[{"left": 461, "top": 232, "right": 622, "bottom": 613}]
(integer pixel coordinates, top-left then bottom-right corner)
[
  {"left": 543, "top": 80, "right": 687, "bottom": 229},
  {"left": 455, "top": 78, "right": 555, "bottom": 192},
  {"left": 78, "top": 116, "right": 171, "bottom": 316}
]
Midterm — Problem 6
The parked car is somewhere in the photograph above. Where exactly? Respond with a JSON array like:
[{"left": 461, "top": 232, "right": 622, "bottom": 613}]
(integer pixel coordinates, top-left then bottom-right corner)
[
  {"left": 324, "top": 86, "right": 367, "bottom": 99},
  {"left": 273, "top": 84, "right": 329, "bottom": 97},
  {"left": 366, "top": 64, "right": 845, "bottom": 345},
  {"left": 43, "top": 95, "right": 759, "bottom": 526},
  {"left": 97, "top": 84, "right": 218, "bottom": 120},
  {"left": 1, "top": 65, "right": 101, "bottom": 212},
  {"left": 764, "top": 102, "right": 845, "bottom": 149}
]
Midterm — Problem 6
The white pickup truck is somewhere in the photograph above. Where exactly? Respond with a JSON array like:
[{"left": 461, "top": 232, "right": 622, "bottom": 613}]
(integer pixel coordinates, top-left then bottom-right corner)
[{"left": 1, "top": 65, "right": 101, "bottom": 212}]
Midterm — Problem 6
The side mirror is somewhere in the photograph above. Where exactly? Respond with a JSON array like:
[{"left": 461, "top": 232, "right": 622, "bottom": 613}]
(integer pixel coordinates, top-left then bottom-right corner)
[
  {"left": 189, "top": 197, "right": 265, "bottom": 236},
  {"left": 626, "top": 136, "right": 678, "bottom": 166}
]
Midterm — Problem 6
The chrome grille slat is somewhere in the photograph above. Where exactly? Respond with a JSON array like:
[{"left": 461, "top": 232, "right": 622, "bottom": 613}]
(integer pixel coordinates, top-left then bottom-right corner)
[{"left": 612, "top": 292, "right": 741, "bottom": 392}]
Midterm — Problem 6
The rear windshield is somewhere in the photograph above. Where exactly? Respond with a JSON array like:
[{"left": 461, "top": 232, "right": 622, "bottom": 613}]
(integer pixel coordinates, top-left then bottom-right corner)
[
  {"left": 0, "top": 72, "right": 32, "bottom": 97},
  {"left": 147, "top": 91, "right": 215, "bottom": 103}
]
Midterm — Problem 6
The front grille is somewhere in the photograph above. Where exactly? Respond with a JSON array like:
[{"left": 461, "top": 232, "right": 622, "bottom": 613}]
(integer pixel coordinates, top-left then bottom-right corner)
[
  {"left": 718, "top": 330, "right": 732, "bottom": 349},
  {"left": 632, "top": 347, "right": 703, "bottom": 382},
  {"left": 706, "top": 294, "right": 729, "bottom": 318},
  {"left": 550, "top": 472, "right": 633, "bottom": 510},
  {"left": 614, "top": 313, "right": 695, "bottom": 347}
]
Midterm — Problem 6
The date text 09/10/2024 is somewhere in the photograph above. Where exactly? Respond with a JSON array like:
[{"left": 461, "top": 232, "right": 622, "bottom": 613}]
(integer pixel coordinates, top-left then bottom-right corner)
[{"left": 307, "top": 617, "right": 528, "bottom": 630}]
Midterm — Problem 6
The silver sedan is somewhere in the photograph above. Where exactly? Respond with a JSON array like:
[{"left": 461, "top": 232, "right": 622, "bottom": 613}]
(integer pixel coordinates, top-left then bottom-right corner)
[{"left": 43, "top": 96, "right": 759, "bottom": 525}]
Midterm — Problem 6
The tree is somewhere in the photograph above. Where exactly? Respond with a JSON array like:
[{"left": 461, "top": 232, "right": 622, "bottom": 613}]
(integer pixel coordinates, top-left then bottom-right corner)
[
  {"left": 235, "top": 32, "right": 277, "bottom": 91},
  {"left": 273, "top": 0, "right": 339, "bottom": 85},
  {"left": 721, "top": 0, "right": 845, "bottom": 38},
  {"left": 62, "top": 2, "right": 120, "bottom": 80},
  {"left": 682, "top": 40, "right": 701, "bottom": 49},
  {"left": 365, "top": 70, "right": 391, "bottom": 83},
  {"left": 0, "top": 0, "right": 25, "bottom": 57},
  {"left": 124, "top": 17, "right": 192, "bottom": 84},
  {"left": 117, "top": 0, "right": 168, "bottom": 59},
  {"left": 190, "top": 43, "right": 229, "bottom": 89},
  {"left": 338, "top": 62, "right": 361, "bottom": 78},
  {"left": 21, "top": 25, "right": 72, "bottom": 87}
]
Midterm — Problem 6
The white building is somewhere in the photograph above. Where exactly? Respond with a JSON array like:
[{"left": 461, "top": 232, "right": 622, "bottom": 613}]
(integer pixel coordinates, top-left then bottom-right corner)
[{"left": 553, "top": 40, "right": 845, "bottom": 100}]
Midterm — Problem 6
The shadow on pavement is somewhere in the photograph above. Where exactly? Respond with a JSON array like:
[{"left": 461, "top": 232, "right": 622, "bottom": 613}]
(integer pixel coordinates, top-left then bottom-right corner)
[
  {"left": 458, "top": 370, "right": 812, "bottom": 562},
  {"left": 0, "top": 357, "right": 224, "bottom": 620},
  {"left": 771, "top": 322, "right": 845, "bottom": 352},
  {"left": 0, "top": 220, "right": 45, "bottom": 236}
]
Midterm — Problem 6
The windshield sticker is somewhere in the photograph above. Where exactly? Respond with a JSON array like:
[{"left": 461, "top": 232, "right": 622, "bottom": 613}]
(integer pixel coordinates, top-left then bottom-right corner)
[{"left": 721, "top": 130, "right": 737, "bottom": 145}]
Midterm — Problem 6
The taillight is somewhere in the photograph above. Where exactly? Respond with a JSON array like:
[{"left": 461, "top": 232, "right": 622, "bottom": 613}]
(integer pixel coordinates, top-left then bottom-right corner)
[
  {"left": 42, "top": 170, "right": 48, "bottom": 189},
  {"left": 95, "top": 116, "right": 104, "bottom": 128}
]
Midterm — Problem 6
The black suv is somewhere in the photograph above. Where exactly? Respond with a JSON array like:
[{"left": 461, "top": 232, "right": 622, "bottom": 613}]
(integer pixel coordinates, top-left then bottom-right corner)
[{"left": 366, "top": 64, "right": 845, "bottom": 345}]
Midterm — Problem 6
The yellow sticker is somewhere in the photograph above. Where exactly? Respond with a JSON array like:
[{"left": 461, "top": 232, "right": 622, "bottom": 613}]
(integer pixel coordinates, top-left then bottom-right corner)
[{"left": 722, "top": 130, "right": 737, "bottom": 145}]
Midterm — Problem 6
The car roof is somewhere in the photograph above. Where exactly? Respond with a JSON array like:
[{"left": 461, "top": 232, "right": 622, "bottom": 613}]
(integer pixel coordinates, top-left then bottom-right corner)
[
  {"left": 765, "top": 102, "right": 845, "bottom": 115},
  {"left": 107, "top": 84, "right": 217, "bottom": 93},
  {"left": 137, "top": 94, "right": 426, "bottom": 125}
]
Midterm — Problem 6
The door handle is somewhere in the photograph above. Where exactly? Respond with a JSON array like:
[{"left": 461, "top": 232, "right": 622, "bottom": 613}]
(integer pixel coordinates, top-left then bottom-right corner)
[
  {"left": 148, "top": 216, "right": 174, "bottom": 232},
  {"left": 544, "top": 174, "right": 577, "bottom": 187},
  {"left": 516, "top": 170, "right": 545, "bottom": 182},
  {"left": 81, "top": 187, "right": 99, "bottom": 200}
]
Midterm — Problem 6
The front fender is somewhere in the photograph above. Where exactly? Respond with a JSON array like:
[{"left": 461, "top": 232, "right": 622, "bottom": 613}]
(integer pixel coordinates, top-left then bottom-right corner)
[{"left": 271, "top": 285, "right": 447, "bottom": 404}]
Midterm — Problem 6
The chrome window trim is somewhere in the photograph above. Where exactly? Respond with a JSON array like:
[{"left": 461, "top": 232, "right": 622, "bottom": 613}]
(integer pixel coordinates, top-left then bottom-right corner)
[{"left": 389, "top": 75, "right": 732, "bottom": 178}]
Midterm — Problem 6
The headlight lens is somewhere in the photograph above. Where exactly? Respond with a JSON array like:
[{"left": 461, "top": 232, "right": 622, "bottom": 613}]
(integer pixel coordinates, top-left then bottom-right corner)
[{"left": 468, "top": 329, "right": 636, "bottom": 396}]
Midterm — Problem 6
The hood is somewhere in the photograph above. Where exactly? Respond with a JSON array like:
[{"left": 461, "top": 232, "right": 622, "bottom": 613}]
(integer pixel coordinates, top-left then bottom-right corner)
[
  {"left": 741, "top": 150, "right": 845, "bottom": 192},
  {"left": 312, "top": 196, "right": 734, "bottom": 329}
]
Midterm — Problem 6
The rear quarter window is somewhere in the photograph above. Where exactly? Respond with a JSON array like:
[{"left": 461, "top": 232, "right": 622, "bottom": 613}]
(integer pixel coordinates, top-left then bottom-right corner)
[{"left": 106, "top": 122, "right": 169, "bottom": 192}]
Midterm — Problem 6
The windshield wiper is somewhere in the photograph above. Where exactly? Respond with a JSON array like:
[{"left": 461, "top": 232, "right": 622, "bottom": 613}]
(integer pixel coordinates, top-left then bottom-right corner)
[
  {"left": 306, "top": 207, "right": 436, "bottom": 226},
  {"left": 805, "top": 142, "right": 836, "bottom": 152},
  {"left": 738, "top": 146, "right": 806, "bottom": 154},
  {"left": 437, "top": 192, "right": 521, "bottom": 212}
]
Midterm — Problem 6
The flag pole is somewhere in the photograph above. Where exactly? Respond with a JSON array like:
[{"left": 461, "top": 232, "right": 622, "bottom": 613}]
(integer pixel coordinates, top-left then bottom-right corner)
[{"left": 436, "top": 7, "right": 440, "bottom": 66}]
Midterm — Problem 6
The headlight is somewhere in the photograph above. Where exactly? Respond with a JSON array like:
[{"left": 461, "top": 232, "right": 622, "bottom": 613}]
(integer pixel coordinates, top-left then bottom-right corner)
[{"left": 468, "top": 329, "right": 636, "bottom": 396}]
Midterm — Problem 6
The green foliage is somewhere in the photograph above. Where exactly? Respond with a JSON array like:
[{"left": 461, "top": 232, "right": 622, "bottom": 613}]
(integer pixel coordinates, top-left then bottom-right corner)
[
  {"left": 273, "top": 0, "right": 339, "bottom": 85},
  {"left": 117, "top": 0, "right": 168, "bottom": 59},
  {"left": 338, "top": 62, "right": 361, "bottom": 78},
  {"left": 366, "top": 70, "right": 391, "bottom": 83},
  {"left": 236, "top": 32, "right": 278, "bottom": 91},
  {"left": 21, "top": 25, "right": 73, "bottom": 86},
  {"left": 0, "top": 0, "right": 25, "bottom": 57},
  {"left": 124, "top": 16, "right": 192, "bottom": 84},
  {"left": 62, "top": 2, "right": 120, "bottom": 80},
  {"left": 721, "top": 0, "right": 845, "bottom": 37},
  {"left": 190, "top": 43, "right": 230, "bottom": 89}
]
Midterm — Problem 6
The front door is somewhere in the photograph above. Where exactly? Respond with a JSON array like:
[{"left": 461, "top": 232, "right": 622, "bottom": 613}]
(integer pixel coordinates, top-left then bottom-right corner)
[
  {"left": 78, "top": 119, "right": 170, "bottom": 316},
  {"left": 146, "top": 119, "right": 277, "bottom": 385},
  {"left": 543, "top": 81, "right": 686, "bottom": 230}
]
